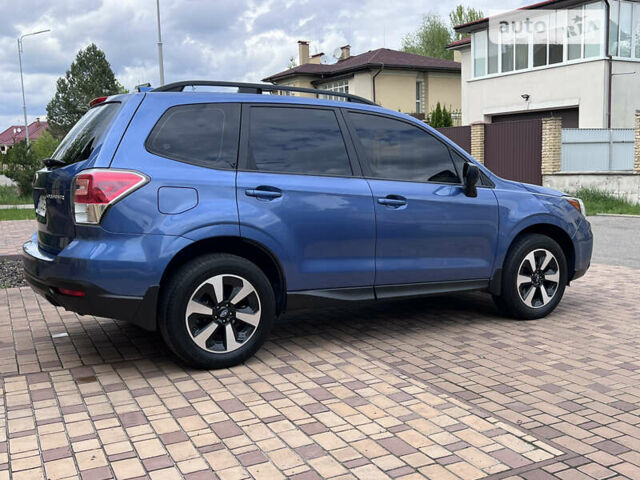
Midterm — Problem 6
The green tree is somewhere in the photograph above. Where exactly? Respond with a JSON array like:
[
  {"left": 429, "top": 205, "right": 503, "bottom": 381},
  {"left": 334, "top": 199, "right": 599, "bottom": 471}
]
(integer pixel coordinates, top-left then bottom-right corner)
[
  {"left": 449, "top": 5, "right": 485, "bottom": 40},
  {"left": 31, "top": 131, "right": 59, "bottom": 160},
  {"left": 428, "top": 102, "right": 453, "bottom": 128},
  {"left": 4, "top": 133, "right": 60, "bottom": 196},
  {"left": 401, "top": 14, "right": 453, "bottom": 60},
  {"left": 402, "top": 6, "right": 485, "bottom": 59},
  {"left": 442, "top": 105, "right": 453, "bottom": 127},
  {"left": 46, "top": 43, "right": 126, "bottom": 139}
]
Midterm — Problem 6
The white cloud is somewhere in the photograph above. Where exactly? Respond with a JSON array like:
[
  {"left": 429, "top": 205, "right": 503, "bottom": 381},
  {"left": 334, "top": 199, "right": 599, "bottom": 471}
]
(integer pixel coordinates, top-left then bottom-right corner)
[{"left": 1, "top": 0, "right": 527, "bottom": 129}]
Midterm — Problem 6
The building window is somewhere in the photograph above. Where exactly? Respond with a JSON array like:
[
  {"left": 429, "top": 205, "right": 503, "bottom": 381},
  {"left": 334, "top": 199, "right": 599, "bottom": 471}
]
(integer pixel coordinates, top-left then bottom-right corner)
[
  {"left": 473, "top": 30, "right": 487, "bottom": 76},
  {"left": 415, "top": 81, "right": 424, "bottom": 113},
  {"left": 472, "top": 1, "right": 609, "bottom": 79},
  {"left": 610, "top": 0, "right": 640, "bottom": 58},
  {"left": 278, "top": 83, "right": 295, "bottom": 96},
  {"left": 318, "top": 80, "right": 349, "bottom": 101}
]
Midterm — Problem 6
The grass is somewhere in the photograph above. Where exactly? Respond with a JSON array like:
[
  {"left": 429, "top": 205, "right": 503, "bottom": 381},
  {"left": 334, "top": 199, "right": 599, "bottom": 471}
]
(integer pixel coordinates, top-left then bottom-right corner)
[
  {"left": 572, "top": 188, "right": 640, "bottom": 216},
  {"left": 0, "top": 185, "right": 32, "bottom": 205},
  {"left": 0, "top": 209, "right": 35, "bottom": 221}
]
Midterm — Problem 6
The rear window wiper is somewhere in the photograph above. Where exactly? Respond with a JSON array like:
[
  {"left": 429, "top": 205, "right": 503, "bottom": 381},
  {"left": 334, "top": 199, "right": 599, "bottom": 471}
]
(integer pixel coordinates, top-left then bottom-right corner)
[{"left": 43, "top": 158, "right": 66, "bottom": 168}]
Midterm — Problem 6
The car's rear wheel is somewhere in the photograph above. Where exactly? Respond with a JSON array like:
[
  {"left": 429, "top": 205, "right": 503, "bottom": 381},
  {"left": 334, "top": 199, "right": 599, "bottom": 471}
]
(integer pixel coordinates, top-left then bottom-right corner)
[
  {"left": 159, "top": 254, "right": 275, "bottom": 369},
  {"left": 493, "top": 234, "right": 567, "bottom": 320}
]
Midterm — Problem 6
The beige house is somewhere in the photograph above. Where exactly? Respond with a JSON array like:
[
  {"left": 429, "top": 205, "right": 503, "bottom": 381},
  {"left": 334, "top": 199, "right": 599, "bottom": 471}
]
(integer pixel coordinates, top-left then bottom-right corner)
[
  {"left": 448, "top": 0, "right": 640, "bottom": 128},
  {"left": 263, "top": 42, "right": 461, "bottom": 119}
]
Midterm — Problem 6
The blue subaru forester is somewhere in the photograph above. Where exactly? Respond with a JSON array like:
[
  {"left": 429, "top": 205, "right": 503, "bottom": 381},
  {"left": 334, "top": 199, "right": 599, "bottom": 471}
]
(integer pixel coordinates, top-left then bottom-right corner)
[{"left": 23, "top": 81, "right": 593, "bottom": 369}]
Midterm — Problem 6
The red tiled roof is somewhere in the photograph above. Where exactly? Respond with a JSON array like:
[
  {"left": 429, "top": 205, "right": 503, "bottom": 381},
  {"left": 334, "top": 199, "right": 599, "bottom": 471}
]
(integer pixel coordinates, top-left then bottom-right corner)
[
  {"left": 263, "top": 48, "right": 460, "bottom": 82},
  {"left": 0, "top": 120, "right": 49, "bottom": 146}
]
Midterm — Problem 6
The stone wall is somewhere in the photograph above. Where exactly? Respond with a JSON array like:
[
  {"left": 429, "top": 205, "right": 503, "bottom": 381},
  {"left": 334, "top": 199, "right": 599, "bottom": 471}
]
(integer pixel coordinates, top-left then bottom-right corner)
[
  {"left": 635, "top": 110, "right": 640, "bottom": 174},
  {"left": 541, "top": 117, "right": 562, "bottom": 175},
  {"left": 470, "top": 123, "right": 484, "bottom": 164},
  {"left": 543, "top": 173, "right": 640, "bottom": 204}
]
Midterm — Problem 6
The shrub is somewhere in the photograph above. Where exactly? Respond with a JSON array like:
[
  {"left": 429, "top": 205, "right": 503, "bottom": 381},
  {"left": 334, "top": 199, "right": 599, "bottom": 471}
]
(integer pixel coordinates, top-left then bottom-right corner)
[{"left": 4, "top": 132, "right": 59, "bottom": 196}]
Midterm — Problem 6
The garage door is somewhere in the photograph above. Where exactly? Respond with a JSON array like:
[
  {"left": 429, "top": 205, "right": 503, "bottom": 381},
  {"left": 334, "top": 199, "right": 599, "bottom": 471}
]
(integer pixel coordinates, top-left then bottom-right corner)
[{"left": 492, "top": 108, "right": 579, "bottom": 128}]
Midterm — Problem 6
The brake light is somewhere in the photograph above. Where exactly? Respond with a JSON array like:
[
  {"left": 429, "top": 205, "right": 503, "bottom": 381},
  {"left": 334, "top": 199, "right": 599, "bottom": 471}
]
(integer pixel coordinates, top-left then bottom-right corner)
[
  {"left": 89, "top": 96, "right": 108, "bottom": 107},
  {"left": 73, "top": 169, "right": 148, "bottom": 224}
]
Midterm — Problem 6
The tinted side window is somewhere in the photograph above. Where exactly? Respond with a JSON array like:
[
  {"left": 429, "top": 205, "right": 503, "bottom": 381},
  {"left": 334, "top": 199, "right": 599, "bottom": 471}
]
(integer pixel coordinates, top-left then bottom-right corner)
[
  {"left": 247, "top": 107, "right": 351, "bottom": 176},
  {"left": 348, "top": 112, "right": 459, "bottom": 184},
  {"left": 146, "top": 103, "right": 239, "bottom": 169},
  {"left": 52, "top": 102, "right": 122, "bottom": 165}
]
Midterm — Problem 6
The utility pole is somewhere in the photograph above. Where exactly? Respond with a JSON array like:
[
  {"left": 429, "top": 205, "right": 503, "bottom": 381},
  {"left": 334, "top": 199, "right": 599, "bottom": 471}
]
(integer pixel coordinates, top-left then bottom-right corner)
[
  {"left": 17, "top": 29, "right": 50, "bottom": 147},
  {"left": 156, "top": 0, "right": 165, "bottom": 85}
]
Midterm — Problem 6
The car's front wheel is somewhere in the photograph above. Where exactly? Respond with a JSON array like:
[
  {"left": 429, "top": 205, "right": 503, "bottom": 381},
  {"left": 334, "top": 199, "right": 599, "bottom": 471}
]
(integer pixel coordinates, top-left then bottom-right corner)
[
  {"left": 493, "top": 234, "right": 567, "bottom": 319},
  {"left": 159, "top": 254, "right": 275, "bottom": 369}
]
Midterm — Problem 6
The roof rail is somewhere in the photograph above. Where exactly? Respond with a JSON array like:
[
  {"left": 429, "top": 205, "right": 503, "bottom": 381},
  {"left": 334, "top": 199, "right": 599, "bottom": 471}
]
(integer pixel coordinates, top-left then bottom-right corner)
[{"left": 150, "top": 80, "right": 377, "bottom": 105}]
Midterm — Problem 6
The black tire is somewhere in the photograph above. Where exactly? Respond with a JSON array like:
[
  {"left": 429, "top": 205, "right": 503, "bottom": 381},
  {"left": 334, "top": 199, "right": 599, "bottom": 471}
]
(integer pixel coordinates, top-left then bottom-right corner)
[
  {"left": 159, "top": 254, "right": 276, "bottom": 369},
  {"left": 492, "top": 234, "right": 567, "bottom": 320}
]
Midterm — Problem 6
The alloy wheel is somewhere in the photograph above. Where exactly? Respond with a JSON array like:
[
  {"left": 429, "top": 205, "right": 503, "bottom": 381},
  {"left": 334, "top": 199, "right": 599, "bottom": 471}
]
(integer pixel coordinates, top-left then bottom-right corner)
[
  {"left": 185, "top": 274, "right": 261, "bottom": 353},
  {"left": 516, "top": 248, "right": 561, "bottom": 308}
]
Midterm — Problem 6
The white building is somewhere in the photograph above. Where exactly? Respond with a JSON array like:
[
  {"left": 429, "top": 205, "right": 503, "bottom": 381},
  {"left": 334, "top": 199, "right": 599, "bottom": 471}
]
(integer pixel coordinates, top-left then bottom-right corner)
[{"left": 448, "top": 0, "right": 640, "bottom": 128}]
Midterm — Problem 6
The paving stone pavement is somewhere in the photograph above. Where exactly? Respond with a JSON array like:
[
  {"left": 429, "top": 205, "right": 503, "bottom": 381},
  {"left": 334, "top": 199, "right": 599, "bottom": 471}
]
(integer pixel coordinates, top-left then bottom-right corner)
[
  {"left": 0, "top": 263, "right": 639, "bottom": 479},
  {"left": 0, "top": 220, "right": 35, "bottom": 258}
]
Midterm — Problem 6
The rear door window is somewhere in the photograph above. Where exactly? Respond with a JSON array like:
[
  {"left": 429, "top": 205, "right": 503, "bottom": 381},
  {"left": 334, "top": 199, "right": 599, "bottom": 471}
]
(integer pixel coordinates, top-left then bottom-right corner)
[
  {"left": 146, "top": 103, "right": 240, "bottom": 169},
  {"left": 245, "top": 106, "right": 352, "bottom": 176},
  {"left": 51, "top": 102, "right": 122, "bottom": 165},
  {"left": 347, "top": 111, "right": 459, "bottom": 184}
]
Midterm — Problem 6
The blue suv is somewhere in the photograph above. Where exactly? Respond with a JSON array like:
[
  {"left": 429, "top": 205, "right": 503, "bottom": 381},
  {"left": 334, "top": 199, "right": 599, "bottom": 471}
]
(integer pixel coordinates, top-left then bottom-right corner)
[{"left": 23, "top": 81, "right": 593, "bottom": 369}]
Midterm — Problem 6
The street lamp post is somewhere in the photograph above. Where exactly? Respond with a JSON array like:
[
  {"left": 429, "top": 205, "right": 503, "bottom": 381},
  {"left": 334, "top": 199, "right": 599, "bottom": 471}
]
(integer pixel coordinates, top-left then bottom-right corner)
[
  {"left": 17, "top": 29, "right": 50, "bottom": 147},
  {"left": 156, "top": 0, "right": 165, "bottom": 85}
]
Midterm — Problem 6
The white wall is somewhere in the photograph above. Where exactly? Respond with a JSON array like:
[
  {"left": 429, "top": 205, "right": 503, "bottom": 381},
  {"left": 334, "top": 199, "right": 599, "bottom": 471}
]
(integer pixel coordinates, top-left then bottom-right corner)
[
  {"left": 459, "top": 47, "right": 610, "bottom": 127},
  {"left": 611, "top": 60, "right": 640, "bottom": 128}
]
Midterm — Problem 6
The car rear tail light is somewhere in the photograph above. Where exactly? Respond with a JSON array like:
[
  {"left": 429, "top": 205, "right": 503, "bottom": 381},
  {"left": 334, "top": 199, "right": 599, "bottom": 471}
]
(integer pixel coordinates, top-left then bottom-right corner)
[{"left": 72, "top": 169, "right": 148, "bottom": 224}]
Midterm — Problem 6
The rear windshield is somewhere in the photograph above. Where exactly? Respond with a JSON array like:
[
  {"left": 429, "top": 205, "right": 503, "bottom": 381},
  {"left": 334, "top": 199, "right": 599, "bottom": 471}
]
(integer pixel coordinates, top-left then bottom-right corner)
[{"left": 50, "top": 102, "right": 122, "bottom": 164}]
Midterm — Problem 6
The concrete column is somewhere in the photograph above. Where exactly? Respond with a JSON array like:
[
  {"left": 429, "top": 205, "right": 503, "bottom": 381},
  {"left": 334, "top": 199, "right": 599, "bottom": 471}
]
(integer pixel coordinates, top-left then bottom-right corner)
[
  {"left": 541, "top": 117, "right": 563, "bottom": 175},
  {"left": 635, "top": 110, "right": 640, "bottom": 174},
  {"left": 470, "top": 122, "right": 485, "bottom": 164}
]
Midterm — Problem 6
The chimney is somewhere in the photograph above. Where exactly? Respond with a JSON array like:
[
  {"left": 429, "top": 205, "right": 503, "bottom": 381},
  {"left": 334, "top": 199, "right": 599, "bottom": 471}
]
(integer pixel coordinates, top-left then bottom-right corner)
[
  {"left": 309, "top": 53, "right": 324, "bottom": 65},
  {"left": 340, "top": 44, "right": 351, "bottom": 61},
  {"left": 298, "top": 41, "right": 310, "bottom": 65},
  {"left": 36, "top": 117, "right": 40, "bottom": 125}
]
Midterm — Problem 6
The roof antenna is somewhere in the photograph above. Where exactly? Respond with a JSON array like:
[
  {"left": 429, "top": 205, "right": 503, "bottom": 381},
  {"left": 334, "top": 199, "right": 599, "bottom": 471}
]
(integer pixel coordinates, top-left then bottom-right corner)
[{"left": 383, "top": 24, "right": 386, "bottom": 47}]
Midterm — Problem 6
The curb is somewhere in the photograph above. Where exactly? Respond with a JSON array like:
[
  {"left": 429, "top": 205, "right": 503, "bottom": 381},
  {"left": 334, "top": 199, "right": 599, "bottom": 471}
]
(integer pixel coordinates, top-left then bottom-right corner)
[
  {"left": 594, "top": 213, "right": 640, "bottom": 218},
  {"left": 0, "top": 204, "right": 32, "bottom": 210},
  {"left": 0, "top": 254, "right": 22, "bottom": 262}
]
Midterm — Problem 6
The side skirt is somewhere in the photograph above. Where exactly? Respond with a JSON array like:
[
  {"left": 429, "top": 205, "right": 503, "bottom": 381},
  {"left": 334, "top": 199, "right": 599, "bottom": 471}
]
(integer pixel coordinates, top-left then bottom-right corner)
[{"left": 286, "top": 279, "right": 489, "bottom": 313}]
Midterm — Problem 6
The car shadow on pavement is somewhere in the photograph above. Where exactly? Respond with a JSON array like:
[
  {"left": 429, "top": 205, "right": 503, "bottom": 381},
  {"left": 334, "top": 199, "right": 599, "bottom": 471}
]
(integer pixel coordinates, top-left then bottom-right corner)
[{"left": 53, "top": 290, "right": 507, "bottom": 374}]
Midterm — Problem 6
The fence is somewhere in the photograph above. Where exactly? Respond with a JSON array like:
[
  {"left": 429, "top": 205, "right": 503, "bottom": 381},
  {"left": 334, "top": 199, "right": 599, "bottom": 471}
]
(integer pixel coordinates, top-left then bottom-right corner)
[
  {"left": 561, "top": 129, "right": 635, "bottom": 172},
  {"left": 485, "top": 119, "right": 543, "bottom": 186},
  {"left": 439, "top": 120, "right": 543, "bottom": 185},
  {"left": 437, "top": 126, "right": 471, "bottom": 153}
]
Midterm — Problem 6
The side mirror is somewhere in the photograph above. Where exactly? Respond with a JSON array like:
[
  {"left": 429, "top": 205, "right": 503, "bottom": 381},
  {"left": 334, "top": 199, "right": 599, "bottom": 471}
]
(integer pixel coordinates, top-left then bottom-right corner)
[{"left": 463, "top": 163, "right": 479, "bottom": 198}]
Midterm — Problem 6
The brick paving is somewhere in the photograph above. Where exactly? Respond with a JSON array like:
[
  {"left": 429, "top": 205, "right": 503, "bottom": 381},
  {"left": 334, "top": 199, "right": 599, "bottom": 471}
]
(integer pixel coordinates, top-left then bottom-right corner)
[
  {"left": 0, "top": 220, "right": 35, "bottom": 258},
  {"left": 0, "top": 263, "right": 638, "bottom": 479}
]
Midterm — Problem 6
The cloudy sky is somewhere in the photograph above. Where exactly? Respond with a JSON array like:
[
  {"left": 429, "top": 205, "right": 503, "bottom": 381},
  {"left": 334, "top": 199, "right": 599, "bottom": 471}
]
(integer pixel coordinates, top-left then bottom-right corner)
[{"left": 1, "top": 0, "right": 526, "bottom": 130}]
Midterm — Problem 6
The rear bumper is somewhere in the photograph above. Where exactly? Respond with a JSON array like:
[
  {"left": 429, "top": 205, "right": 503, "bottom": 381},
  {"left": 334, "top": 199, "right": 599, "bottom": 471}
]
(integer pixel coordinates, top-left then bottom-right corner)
[
  {"left": 23, "top": 264, "right": 159, "bottom": 331},
  {"left": 22, "top": 233, "right": 186, "bottom": 331}
]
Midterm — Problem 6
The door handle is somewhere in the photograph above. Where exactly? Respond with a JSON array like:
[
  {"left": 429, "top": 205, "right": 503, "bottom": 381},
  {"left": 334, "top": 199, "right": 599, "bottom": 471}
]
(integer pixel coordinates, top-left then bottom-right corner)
[
  {"left": 377, "top": 195, "right": 407, "bottom": 207},
  {"left": 245, "top": 187, "right": 282, "bottom": 199}
]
